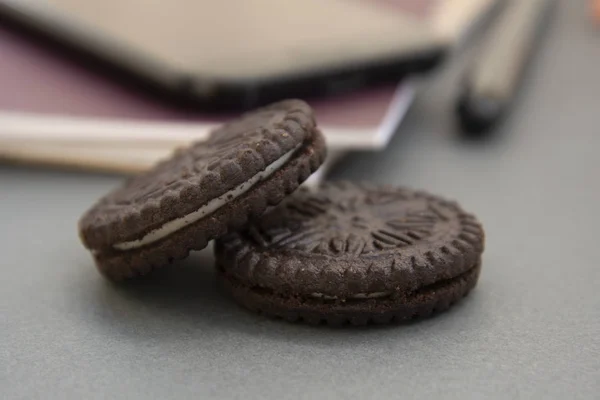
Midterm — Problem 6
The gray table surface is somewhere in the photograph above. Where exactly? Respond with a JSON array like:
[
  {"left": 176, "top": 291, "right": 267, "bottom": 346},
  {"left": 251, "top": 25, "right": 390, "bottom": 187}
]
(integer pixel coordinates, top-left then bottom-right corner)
[{"left": 1, "top": 2, "right": 599, "bottom": 399}]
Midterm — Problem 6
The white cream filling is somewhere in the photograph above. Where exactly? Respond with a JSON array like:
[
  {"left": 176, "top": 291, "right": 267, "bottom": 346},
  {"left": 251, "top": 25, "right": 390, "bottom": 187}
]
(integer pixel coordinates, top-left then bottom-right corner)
[
  {"left": 310, "top": 291, "right": 391, "bottom": 300},
  {"left": 113, "top": 144, "right": 301, "bottom": 251}
]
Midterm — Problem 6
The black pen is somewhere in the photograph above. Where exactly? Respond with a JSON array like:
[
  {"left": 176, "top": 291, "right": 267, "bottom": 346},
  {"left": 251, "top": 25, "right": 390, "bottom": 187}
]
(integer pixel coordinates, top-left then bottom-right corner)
[{"left": 456, "top": 0, "right": 555, "bottom": 135}]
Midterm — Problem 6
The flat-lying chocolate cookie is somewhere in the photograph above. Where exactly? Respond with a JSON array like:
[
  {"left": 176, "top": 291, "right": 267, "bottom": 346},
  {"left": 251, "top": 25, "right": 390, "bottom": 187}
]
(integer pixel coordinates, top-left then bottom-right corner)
[
  {"left": 78, "top": 99, "right": 326, "bottom": 281},
  {"left": 215, "top": 181, "right": 485, "bottom": 326}
]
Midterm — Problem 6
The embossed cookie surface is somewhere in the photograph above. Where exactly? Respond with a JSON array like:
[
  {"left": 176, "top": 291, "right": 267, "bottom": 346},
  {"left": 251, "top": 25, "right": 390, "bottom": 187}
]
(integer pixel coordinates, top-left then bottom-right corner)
[
  {"left": 215, "top": 182, "right": 485, "bottom": 326},
  {"left": 78, "top": 99, "right": 326, "bottom": 281}
]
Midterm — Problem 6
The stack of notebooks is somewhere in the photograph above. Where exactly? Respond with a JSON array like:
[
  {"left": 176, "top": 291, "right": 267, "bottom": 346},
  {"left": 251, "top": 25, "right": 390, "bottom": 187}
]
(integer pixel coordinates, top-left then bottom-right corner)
[{"left": 0, "top": 0, "right": 499, "bottom": 183}]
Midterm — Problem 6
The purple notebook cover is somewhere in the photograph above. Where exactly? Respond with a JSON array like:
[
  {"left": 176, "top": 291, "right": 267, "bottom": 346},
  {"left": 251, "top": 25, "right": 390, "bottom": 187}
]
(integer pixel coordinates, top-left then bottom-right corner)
[
  {"left": 0, "top": 0, "right": 440, "bottom": 129},
  {"left": 0, "top": 22, "right": 407, "bottom": 130}
]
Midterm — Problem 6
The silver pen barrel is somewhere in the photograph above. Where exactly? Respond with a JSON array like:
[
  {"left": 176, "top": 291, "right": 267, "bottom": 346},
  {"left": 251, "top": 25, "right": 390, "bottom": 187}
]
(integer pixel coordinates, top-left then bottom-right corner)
[{"left": 456, "top": 0, "right": 555, "bottom": 135}]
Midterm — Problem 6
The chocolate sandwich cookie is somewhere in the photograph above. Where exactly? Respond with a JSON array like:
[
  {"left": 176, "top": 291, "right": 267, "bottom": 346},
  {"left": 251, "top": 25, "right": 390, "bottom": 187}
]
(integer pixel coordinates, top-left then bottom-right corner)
[
  {"left": 215, "top": 182, "right": 485, "bottom": 326},
  {"left": 78, "top": 99, "right": 326, "bottom": 281}
]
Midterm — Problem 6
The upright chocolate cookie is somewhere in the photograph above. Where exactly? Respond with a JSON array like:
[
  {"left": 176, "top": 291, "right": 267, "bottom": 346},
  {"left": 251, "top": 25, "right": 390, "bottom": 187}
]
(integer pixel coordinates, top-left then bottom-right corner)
[
  {"left": 215, "top": 181, "right": 485, "bottom": 326},
  {"left": 79, "top": 100, "right": 327, "bottom": 281}
]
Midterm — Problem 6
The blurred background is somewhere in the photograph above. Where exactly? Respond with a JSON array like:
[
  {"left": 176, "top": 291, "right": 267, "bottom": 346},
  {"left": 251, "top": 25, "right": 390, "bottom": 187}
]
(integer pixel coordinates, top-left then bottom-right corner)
[
  {"left": 0, "top": 0, "right": 555, "bottom": 175},
  {"left": 2, "top": 0, "right": 595, "bottom": 176}
]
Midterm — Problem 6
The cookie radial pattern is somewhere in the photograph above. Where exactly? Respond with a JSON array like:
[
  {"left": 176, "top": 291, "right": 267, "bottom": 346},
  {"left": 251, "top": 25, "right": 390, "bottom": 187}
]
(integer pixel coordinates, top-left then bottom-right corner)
[{"left": 215, "top": 181, "right": 485, "bottom": 325}]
